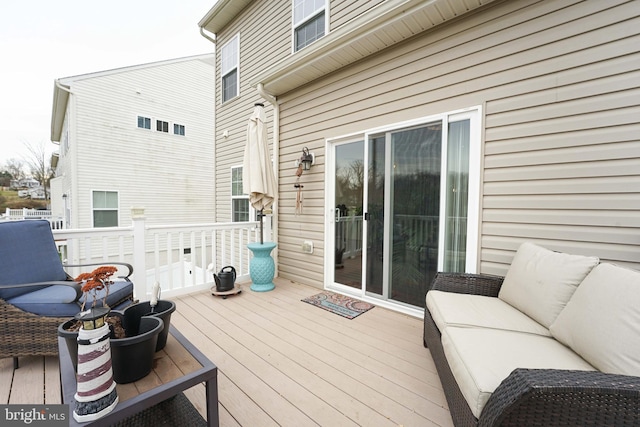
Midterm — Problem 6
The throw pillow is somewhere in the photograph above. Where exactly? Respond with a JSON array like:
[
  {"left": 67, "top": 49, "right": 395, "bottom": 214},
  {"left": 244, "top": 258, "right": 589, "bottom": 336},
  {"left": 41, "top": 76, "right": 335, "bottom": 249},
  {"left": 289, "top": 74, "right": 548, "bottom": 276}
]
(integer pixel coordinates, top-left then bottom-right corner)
[
  {"left": 498, "top": 242, "right": 599, "bottom": 328},
  {"left": 550, "top": 263, "right": 640, "bottom": 376}
]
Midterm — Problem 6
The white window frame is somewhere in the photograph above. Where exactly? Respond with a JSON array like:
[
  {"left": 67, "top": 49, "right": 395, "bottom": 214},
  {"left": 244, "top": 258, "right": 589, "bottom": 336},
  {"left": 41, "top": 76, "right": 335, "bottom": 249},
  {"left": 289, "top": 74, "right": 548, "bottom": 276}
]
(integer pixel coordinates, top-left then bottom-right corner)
[
  {"left": 292, "top": 0, "right": 328, "bottom": 52},
  {"left": 359, "top": 106, "right": 482, "bottom": 274},
  {"left": 325, "top": 106, "right": 482, "bottom": 292},
  {"left": 137, "top": 114, "right": 186, "bottom": 136},
  {"left": 220, "top": 34, "right": 240, "bottom": 103},
  {"left": 231, "top": 165, "right": 252, "bottom": 222},
  {"left": 91, "top": 190, "right": 119, "bottom": 228},
  {"left": 173, "top": 123, "right": 185, "bottom": 136},
  {"left": 137, "top": 115, "right": 151, "bottom": 130}
]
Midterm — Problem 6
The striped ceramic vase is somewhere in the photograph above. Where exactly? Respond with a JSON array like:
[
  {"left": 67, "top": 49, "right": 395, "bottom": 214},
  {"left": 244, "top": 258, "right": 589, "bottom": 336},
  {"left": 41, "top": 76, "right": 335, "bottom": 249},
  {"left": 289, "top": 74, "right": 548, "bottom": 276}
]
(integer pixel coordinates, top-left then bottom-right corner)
[{"left": 73, "top": 321, "right": 119, "bottom": 422}]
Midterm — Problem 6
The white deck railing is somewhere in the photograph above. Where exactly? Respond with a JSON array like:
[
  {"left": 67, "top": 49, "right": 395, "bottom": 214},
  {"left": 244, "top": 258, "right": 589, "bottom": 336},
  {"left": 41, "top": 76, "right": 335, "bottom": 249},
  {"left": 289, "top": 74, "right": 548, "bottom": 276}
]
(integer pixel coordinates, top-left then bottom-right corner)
[
  {"left": 3, "top": 208, "right": 65, "bottom": 229},
  {"left": 335, "top": 215, "right": 363, "bottom": 258},
  {"left": 53, "top": 210, "right": 263, "bottom": 301}
]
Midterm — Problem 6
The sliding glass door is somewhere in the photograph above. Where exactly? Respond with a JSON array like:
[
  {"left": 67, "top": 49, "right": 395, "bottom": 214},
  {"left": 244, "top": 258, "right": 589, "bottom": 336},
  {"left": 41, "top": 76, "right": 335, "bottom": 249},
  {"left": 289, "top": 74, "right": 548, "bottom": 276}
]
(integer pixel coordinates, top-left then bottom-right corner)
[
  {"left": 328, "top": 108, "right": 480, "bottom": 310},
  {"left": 333, "top": 140, "right": 364, "bottom": 290}
]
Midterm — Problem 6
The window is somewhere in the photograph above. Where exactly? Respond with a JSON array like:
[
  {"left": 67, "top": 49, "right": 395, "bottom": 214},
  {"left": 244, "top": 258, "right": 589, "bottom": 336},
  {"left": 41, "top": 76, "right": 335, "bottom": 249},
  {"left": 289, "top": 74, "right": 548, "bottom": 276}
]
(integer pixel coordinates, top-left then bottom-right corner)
[
  {"left": 92, "top": 190, "right": 118, "bottom": 227},
  {"left": 293, "top": 0, "right": 325, "bottom": 51},
  {"left": 173, "top": 124, "right": 185, "bottom": 136},
  {"left": 137, "top": 116, "right": 151, "bottom": 129},
  {"left": 221, "top": 35, "right": 239, "bottom": 103},
  {"left": 231, "top": 166, "right": 249, "bottom": 222},
  {"left": 156, "top": 120, "right": 169, "bottom": 133}
]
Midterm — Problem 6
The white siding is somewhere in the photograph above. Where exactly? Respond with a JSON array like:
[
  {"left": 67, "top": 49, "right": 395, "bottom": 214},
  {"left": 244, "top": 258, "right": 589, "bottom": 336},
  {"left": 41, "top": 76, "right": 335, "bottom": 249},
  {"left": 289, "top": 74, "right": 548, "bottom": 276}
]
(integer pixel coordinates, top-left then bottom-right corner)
[{"left": 62, "top": 57, "right": 216, "bottom": 229}]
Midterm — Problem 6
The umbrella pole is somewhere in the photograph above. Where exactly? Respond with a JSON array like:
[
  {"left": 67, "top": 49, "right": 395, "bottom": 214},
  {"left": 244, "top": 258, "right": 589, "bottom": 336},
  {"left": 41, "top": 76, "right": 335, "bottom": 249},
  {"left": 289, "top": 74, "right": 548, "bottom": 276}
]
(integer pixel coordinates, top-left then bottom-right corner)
[{"left": 259, "top": 208, "right": 264, "bottom": 244}]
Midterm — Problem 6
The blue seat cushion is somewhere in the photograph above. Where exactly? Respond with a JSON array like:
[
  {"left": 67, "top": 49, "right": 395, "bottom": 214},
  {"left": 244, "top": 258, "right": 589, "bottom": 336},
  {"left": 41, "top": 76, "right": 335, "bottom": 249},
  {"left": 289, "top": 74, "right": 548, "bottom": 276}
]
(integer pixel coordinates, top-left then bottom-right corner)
[
  {"left": 8, "top": 280, "right": 133, "bottom": 317},
  {"left": 0, "top": 220, "right": 68, "bottom": 299}
]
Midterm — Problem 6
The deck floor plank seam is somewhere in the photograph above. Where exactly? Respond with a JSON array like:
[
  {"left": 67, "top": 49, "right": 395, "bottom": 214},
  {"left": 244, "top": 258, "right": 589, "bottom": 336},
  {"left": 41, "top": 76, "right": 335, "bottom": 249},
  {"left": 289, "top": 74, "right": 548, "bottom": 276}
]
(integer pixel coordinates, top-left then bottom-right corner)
[{"left": 1, "top": 278, "right": 454, "bottom": 427}]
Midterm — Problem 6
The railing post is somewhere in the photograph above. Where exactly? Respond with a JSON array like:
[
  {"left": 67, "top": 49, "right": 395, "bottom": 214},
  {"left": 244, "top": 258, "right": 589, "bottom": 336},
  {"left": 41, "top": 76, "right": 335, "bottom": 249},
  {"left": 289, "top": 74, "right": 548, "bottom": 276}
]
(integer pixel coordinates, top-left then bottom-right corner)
[{"left": 131, "top": 207, "right": 147, "bottom": 300}]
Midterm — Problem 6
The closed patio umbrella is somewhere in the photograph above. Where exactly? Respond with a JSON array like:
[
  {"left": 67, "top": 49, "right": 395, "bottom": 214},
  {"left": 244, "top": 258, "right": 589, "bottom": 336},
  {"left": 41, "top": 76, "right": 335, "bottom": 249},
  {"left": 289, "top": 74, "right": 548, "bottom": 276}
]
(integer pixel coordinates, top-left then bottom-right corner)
[{"left": 243, "top": 103, "right": 277, "bottom": 244}]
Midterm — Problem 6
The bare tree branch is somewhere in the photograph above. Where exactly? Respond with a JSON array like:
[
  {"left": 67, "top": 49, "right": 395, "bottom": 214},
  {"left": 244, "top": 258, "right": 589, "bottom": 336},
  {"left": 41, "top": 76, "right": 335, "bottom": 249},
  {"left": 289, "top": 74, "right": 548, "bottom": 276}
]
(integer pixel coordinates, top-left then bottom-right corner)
[
  {"left": 22, "top": 139, "right": 54, "bottom": 199},
  {"left": 2, "top": 158, "right": 26, "bottom": 182}
]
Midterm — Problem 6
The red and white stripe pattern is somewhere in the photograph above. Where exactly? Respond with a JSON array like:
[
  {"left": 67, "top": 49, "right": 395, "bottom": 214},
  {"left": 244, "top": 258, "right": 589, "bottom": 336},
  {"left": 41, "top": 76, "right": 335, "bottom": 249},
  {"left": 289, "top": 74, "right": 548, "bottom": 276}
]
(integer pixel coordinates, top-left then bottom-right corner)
[{"left": 73, "top": 323, "right": 118, "bottom": 422}]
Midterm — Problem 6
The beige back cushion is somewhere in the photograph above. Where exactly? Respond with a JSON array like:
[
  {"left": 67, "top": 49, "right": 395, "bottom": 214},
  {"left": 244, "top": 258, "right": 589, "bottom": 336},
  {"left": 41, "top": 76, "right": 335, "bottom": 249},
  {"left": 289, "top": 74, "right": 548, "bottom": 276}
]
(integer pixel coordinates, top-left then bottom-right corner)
[
  {"left": 498, "top": 242, "right": 599, "bottom": 328},
  {"left": 550, "top": 263, "right": 640, "bottom": 376}
]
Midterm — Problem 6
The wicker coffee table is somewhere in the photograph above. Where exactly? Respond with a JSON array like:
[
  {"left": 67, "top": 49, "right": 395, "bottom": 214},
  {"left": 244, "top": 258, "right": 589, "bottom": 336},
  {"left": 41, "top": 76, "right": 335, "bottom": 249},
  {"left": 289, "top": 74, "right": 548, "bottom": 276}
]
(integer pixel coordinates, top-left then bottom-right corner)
[{"left": 58, "top": 326, "right": 219, "bottom": 427}]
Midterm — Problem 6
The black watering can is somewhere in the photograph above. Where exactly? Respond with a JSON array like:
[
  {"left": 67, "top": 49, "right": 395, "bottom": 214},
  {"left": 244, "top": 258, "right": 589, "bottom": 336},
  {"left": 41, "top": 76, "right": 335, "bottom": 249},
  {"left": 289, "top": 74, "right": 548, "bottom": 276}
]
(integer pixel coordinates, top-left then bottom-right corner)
[{"left": 214, "top": 266, "right": 236, "bottom": 292}]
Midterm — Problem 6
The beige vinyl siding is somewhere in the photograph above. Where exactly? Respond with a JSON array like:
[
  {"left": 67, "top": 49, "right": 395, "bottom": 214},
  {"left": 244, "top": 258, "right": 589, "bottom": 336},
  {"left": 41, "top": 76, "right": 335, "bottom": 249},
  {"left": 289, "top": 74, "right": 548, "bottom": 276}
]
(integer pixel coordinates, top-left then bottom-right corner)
[
  {"left": 214, "top": 0, "right": 290, "bottom": 221},
  {"left": 272, "top": 0, "right": 640, "bottom": 287},
  {"left": 330, "top": 0, "right": 385, "bottom": 30},
  {"left": 68, "top": 57, "right": 216, "bottom": 229}
]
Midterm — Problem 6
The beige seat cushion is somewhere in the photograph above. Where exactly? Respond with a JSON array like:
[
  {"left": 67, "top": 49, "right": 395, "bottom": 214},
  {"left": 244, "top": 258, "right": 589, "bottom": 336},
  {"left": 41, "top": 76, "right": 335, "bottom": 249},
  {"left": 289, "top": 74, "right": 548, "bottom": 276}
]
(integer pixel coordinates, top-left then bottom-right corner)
[
  {"left": 498, "top": 242, "right": 599, "bottom": 328},
  {"left": 426, "top": 290, "right": 550, "bottom": 336},
  {"left": 550, "top": 263, "right": 640, "bottom": 377},
  {"left": 442, "top": 326, "right": 595, "bottom": 418}
]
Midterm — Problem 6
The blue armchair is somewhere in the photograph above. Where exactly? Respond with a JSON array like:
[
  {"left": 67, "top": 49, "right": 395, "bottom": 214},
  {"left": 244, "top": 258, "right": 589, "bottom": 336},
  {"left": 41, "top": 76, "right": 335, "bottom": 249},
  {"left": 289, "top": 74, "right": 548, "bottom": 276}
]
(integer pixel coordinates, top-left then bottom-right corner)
[{"left": 0, "top": 220, "right": 134, "bottom": 367}]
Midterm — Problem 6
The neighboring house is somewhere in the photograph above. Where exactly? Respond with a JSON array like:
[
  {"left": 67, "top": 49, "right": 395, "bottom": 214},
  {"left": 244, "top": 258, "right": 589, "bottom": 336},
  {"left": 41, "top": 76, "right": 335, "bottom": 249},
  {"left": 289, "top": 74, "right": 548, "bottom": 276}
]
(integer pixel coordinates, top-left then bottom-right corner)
[
  {"left": 201, "top": 0, "right": 639, "bottom": 317},
  {"left": 10, "top": 178, "right": 40, "bottom": 189},
  {"left": 18, "top": 186, "right": 47, "bottom": 200},
  {"left": 50, "top": 54, "right": 216, "bottom": 230}
]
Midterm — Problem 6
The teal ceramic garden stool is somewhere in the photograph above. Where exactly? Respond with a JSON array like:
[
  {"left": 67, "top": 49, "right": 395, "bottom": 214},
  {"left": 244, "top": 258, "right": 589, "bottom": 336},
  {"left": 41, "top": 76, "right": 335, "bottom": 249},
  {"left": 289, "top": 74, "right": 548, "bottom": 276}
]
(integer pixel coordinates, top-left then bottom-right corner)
[{"left": 247, "top": 242, "right": 276, "bottom": 292}]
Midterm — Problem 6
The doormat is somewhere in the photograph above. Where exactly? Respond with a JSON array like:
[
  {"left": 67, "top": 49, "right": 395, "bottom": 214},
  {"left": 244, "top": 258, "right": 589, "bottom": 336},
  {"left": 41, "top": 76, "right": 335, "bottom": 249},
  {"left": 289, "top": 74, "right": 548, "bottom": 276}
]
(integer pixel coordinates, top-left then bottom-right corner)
[{"left": 301, "top": 292, "right": 374, "bottom": 319}]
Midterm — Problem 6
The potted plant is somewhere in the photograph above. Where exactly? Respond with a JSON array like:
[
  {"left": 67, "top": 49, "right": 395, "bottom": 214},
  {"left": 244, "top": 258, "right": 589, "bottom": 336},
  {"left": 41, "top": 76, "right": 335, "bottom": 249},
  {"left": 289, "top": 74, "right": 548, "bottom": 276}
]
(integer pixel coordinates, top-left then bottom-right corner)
[
  {"left": 122, "top": 282, "right": 176, "bottom": 352},
  {"left": 59, "top": 266, "right": 121, "bottom": 343},
  {"left": 58, "top": 266, "right": 163, "bottom": 384},
  {"left": 77, "top": 266, "right": 117, "bottom": 309}
]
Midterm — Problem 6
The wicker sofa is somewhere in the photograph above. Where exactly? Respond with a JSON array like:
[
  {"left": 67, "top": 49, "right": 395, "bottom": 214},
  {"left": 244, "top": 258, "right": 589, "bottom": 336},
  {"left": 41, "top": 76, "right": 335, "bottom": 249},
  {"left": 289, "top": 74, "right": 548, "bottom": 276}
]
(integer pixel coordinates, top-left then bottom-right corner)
[{"left": 423, "top": 242, "right": 640, "bottom": 427}]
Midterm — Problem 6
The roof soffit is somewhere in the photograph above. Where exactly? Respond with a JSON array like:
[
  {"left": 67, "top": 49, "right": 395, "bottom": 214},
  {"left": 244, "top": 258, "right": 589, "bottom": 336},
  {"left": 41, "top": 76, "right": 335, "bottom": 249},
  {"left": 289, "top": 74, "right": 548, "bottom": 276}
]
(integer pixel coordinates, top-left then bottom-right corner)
[
  {"left": 51, "top": 81, "right": 70, "bottom": 142},
  {"left": 199, "top": 0, "right": 254, "bottom": 34}
]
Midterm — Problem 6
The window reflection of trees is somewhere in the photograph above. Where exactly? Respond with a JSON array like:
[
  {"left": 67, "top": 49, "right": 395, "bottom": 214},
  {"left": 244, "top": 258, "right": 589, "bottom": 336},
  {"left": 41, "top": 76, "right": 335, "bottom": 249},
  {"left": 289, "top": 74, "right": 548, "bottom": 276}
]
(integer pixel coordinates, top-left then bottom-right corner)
[
  {"left": 335, "top": 159, "right": 364, "bottom": 216},
  {"left": 389, "top": 125, "right": 442, "bottom": 306}
]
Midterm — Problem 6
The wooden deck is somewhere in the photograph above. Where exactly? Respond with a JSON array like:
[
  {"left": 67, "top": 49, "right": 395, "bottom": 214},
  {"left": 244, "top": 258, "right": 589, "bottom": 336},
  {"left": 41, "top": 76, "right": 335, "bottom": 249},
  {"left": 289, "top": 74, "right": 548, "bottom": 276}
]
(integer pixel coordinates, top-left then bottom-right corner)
[{"left": 0, "top": 278, "right": 452, "bottom": 426}]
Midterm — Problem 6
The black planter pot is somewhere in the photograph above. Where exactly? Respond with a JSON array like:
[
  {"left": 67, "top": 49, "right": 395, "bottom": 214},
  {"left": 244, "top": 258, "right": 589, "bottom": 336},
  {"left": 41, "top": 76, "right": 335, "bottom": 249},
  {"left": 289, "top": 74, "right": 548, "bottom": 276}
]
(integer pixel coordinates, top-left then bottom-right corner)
[
  {"left": 123, "top": 300, "right": 176, "bottom": 351},
  {"left": 57, "top": 311, "right": 163, "bottom": 384},
  {"left": 110, "top": 313, "right": 163, "bottom": 383}
]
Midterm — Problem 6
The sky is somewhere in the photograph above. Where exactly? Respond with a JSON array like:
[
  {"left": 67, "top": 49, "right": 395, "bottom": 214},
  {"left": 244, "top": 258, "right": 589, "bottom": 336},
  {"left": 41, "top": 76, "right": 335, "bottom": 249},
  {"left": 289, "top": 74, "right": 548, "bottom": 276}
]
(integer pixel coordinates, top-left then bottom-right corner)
[{"left": 0, "top": 0, "right": 217, "bottom": 167}]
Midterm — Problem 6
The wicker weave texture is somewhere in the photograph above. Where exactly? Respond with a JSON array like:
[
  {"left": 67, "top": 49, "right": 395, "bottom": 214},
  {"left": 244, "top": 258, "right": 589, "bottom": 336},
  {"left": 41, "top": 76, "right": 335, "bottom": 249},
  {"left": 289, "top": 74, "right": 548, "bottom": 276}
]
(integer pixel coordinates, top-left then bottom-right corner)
[
  {"left": 481, "top": 369, "right": 640, "bottom": 427},
  {"left": 429, "top": 272, "right": 504, "bottom": 297},
  {"left": 112, "top": 393, "right": 207, "bottom": 426},
  {"left": 424, "top": 304, "right": 478, "bottom": 427},
  {"left": 0, "top": 298, "right": 68, "bottom": 358},
  {"left": 1, "top": 285, "right": 133, "bottom": 360},
  {"left": 423, "top": 272, "right": 640, "bottom": 427}
]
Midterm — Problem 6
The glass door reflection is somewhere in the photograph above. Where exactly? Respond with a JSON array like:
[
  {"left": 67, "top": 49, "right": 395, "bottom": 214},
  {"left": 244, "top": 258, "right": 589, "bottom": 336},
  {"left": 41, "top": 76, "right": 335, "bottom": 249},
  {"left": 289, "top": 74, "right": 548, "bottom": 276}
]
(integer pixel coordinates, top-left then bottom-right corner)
[{"left": 334, "top": 141, "right": 364, "bottom": 290}]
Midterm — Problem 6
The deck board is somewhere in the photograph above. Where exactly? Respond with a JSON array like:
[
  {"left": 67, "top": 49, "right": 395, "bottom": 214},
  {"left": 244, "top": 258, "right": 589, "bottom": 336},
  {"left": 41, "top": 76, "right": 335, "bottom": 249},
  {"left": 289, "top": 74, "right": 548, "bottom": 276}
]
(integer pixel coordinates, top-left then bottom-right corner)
[
  {"left": 10, "top": 356, "right": 44, "bottom": 404},
  {"left": 44, "top": 356, "right": 62, "bottom": 404},
  {"left": 1, "top": 278, "right": 452, "bottom": 426}
]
